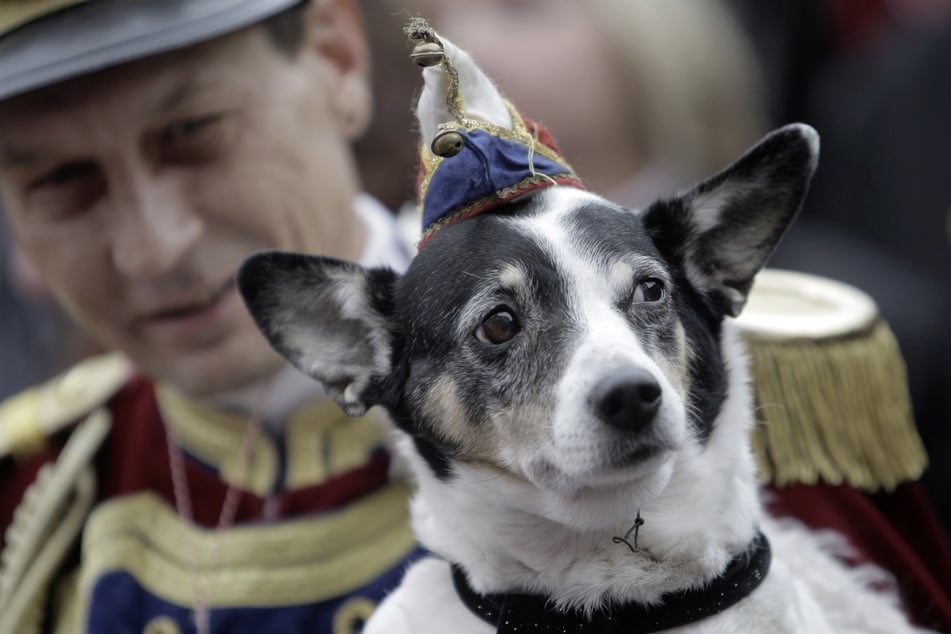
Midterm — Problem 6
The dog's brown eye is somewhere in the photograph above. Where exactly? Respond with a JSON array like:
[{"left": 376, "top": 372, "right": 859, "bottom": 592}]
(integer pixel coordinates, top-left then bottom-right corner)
[
  {"left": 633, "top": 278, "right": 665, "bottom": 303},
  {"left": 477, "top": 307, "right": 521, "bottom": 344}
]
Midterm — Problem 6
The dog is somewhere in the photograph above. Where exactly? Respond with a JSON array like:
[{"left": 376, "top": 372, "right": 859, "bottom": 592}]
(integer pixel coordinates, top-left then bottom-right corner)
[{"left": 237, "top": 30, "right": 930, "bottom": 634}]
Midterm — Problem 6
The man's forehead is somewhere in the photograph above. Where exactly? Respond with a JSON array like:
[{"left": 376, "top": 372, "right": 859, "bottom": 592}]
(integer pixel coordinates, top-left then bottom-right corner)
[
  {"left": 0, "top": 30, "right": 262, "bottom": 164},
  {"left": 5, "top": 24, "right": 257, "bottom": 108}
]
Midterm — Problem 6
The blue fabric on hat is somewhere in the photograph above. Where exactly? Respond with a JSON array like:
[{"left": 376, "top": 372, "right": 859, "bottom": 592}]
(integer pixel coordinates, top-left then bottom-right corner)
[{"left": 422, "top": 129, "right": 573, "bottom": 232}]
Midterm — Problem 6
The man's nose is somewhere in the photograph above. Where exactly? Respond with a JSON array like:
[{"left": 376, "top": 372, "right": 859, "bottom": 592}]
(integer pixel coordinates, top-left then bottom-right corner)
[{"left": 109, "top": 175, "right": 203, "bottom": 279}]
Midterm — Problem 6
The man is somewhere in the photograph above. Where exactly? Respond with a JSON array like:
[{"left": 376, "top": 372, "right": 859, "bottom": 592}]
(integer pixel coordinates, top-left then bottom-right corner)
[{"left": 0, "top": 1, "right": 419, "bottom": 632}]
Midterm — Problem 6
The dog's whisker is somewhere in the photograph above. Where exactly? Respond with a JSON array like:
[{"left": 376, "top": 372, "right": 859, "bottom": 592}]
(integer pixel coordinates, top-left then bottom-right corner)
[
  {"left": 460, "top": 270, "right": 491, "bottom": 282},
  {"left": 753, "top": 402, "right": 785, "bottom": 413},
  {"left": 465, "top": 473, "right": 506, "bottom": 485}
]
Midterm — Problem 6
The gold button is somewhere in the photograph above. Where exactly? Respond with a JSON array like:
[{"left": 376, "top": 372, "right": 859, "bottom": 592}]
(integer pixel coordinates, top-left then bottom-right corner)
[
  {"left": 333, "top": 597, "right": 376, "bottom": 634},
  {"left": 143, "top": 615, "right": 182, "bottom": 634}
]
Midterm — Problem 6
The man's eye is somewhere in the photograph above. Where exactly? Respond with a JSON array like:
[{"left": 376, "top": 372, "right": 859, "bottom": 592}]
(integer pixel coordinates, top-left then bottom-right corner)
[
  {"left": 23, "top": 160, "right": 105, "bottom": 220},
  {"left": 632, "top": 278, "right": 665, "bottom": 304},
  {"left": 476, "top": 306, "right": 521, "bottom": 345},
  {"left": 30, "top": 160, "right": 98, "bottom": 190},
  {"left": 157, "top": 113, "right": 231, "bottom": 163},
  {"left": 164, "top": 114, "right": 222, "bottom": 140}
]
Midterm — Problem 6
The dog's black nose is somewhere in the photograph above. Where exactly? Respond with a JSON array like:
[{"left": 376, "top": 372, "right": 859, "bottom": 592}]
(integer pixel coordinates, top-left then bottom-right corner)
[{"left": 591, "top": 369, "right": 662, "bottom": 432}]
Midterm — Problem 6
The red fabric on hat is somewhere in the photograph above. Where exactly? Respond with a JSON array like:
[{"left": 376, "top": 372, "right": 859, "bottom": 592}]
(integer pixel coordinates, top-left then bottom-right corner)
[{"left": 523, "top": 117, "right": 564, "bottom": 157}]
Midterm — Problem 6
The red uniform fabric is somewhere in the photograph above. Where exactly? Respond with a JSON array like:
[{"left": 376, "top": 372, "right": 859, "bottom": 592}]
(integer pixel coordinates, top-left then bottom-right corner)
[
  {"left": 768, "top": 482, "right": 951, "bottom": 631},
  {"left": 1, "top": 375, "right": 393, "bottom": 545},
  {"left": 0, "top": 375, "right": 420, "bottom": 634},
  {"left": 97, "top": 375, "right": 392, "bottom": 525}
]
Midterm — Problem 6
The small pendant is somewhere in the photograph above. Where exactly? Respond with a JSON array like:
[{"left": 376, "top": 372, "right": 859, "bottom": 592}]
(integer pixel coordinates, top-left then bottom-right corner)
[{"left": 612, "top": 511, "right": 645, "bottom": 553}]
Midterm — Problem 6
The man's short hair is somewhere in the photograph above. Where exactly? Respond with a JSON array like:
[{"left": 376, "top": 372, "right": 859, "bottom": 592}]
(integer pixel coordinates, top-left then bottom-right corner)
[{"left": 263, "top": 0, "right": 310, "bottom": 59}]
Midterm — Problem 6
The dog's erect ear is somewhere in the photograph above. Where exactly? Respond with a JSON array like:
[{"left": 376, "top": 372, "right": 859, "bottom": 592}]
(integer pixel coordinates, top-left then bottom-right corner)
[
  {"left": 237, "top": 251, "right": 398, "bottom": 417},
  {"left": 644, "top": 123, "right": 819, "bottom": 317}
]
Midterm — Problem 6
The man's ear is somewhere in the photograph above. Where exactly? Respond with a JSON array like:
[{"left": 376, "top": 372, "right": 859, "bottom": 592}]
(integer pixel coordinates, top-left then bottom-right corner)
[
  {"left": 644, "top": 123, "right": 819, "bottom": 317},
  {"left": 303, "top": 0, "right": 371, "bottom": 138},
  {"left": 237, "top": 251, "right": 397, "bottom": 416}
]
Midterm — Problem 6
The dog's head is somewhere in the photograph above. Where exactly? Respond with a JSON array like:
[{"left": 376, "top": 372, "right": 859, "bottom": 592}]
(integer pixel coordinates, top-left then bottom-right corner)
[
  {"left": 239, "top": 128, "right": 816, "bottom": 510},
  {"left": 237, "top": 30, "right": 818, "bottom": 534}
]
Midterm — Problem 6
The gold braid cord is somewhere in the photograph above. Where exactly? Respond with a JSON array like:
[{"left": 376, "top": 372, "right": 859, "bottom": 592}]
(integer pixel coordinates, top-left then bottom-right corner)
[
  {"left": 0, "top": 409, "right": 111, "bottom": 633},
  {"left": 746, "top": 319, "right": 928, "bottom": 492}
]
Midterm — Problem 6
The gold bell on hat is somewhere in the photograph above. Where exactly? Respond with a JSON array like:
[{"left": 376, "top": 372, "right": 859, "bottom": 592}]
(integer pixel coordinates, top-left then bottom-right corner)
[
  {"left": 411, "top": 41, "right": 444, "bottom": 67},
  {"left": 431, "top": 127, "right": 465, "bottom": 157}
]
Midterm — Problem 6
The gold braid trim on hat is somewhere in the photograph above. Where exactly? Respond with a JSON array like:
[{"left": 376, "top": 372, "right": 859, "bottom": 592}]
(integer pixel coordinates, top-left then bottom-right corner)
[
  {"left": 745, "top": 318, "right": 928, "bottom": 492},
  {"left": 405, "top": 17, "right": 467, "bottom": 121}
]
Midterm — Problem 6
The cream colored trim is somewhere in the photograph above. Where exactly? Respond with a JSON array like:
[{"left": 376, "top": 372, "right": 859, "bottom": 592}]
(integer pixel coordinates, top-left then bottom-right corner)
[
  {"left": 156, "top": 386, "right": 278, "bottom": 495},
  {"left": 747, "top": 318, "right": 927, "bottom": 491},
  {"left": 734, "top": 269, "right": 878, "bottom": 340},
  {"left": 84, "top": 482, "right": 412, "bottom": 567},
  {"left": 0, "top": 0, "right": 92, "bottom": 35},
  {"left": 0, "top": 353, "right": 130, "bottom": 459},
  {"left": 325, "top": 414, "right": 388, "bottom": 478},
  {"left": 285, "top": 402, "right": 387, "bottom": 488},
  {"left": 0, "top": 467, "right": 96, "bottom": 634},
  {"left": 77, "top": 483, "right": 414, "bottom": 609},
  {"left": 51, "top": 570, "right": 80, "bottom": 634},
  {"left": 143, "top": 616, "right": 183, "bottom": 634},
  {"left": 284, "top": 399, "right": 340, "bottom": 488},
  {"left": 0, "top": 391, "right": 44, "bottom": 458},
  {"left": 0, "top": 409, "right": 109, "bottom": 632},
  {"left": 159, "top": 388, "right": 391, "bottom": 492},
  {"left": 333, "top": 597, "right": 377, "bottom": 634}
]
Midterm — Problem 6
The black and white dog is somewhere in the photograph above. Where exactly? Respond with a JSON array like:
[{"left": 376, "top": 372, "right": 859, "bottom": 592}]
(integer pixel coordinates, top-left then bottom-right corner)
[{"left": 238, "top": 35, "right": 929, "bottom": 634}]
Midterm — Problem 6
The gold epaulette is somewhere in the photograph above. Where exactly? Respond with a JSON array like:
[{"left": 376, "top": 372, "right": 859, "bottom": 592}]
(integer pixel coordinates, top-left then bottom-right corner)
[
  {"left": 0, "top": 353, "right": 132, "bottom": 460},
  {"left": 736, "top": 270, "right": 929, "bottom": 492}
]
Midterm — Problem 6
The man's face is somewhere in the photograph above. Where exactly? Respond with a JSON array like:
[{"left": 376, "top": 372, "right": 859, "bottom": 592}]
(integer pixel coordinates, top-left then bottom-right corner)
[{"left": 0, "top": 14, "right": 369, "bottom": 397}]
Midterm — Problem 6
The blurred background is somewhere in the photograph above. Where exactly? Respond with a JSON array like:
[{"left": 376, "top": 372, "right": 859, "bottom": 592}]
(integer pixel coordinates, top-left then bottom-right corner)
[
  {"left": 0, "top": 211, "right": 90, "bottom": 397},
  {"left": 3, "top": 0, "right": 949, "bottom": 527}
]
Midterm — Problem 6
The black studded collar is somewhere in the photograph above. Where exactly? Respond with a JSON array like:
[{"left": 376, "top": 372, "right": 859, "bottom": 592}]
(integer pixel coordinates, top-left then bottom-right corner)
[{"left": 451, "top": 531, "right": 771, "bottom": 633}]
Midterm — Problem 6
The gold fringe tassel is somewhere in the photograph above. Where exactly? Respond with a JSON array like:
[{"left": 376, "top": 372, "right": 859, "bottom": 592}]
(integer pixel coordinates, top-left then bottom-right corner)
[{"left": 745, "top": 319, "right": 928, "bottom": 492}]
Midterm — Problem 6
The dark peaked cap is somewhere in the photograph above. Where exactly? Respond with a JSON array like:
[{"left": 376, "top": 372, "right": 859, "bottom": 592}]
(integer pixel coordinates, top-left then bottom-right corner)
[{"left": 0, "top": 0, "right": 302, "bottom": 101}]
